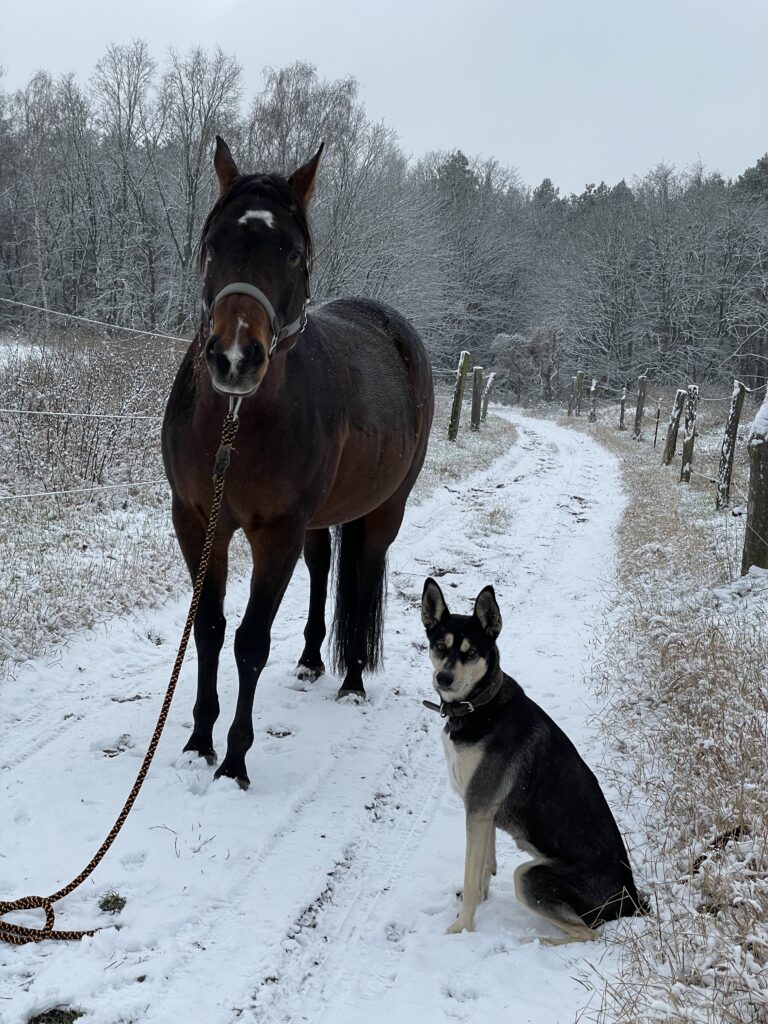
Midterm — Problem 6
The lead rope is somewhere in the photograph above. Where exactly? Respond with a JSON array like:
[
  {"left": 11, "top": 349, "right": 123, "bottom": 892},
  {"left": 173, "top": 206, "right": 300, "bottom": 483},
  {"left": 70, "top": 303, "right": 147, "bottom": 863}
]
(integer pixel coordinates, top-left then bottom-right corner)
[{"left": 0, "top": 401, "right": 241, "bottom": 945}]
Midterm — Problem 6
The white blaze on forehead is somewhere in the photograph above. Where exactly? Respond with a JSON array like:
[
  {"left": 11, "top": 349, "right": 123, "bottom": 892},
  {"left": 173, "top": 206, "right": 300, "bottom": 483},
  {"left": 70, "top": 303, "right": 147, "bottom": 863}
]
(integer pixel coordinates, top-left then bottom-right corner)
[{"left": 238, "top": 209, "right": 275, "bottom": 229}]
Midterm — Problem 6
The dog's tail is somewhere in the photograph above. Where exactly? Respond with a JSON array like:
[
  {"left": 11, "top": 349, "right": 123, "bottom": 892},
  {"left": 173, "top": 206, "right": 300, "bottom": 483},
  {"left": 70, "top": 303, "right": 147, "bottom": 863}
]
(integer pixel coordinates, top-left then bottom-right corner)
[
  {"left": 590, "top": 882, "right": 651, "bottom": 926},
  {"left": 330, "top": 520, "right": 387, "bottom": 675}
]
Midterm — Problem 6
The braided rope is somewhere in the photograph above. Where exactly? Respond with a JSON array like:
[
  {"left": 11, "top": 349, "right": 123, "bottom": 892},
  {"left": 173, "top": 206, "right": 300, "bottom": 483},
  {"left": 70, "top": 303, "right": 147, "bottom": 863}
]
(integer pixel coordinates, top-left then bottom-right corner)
[{"left": 0, "top": 411, "right": 240, "bottom": 945}]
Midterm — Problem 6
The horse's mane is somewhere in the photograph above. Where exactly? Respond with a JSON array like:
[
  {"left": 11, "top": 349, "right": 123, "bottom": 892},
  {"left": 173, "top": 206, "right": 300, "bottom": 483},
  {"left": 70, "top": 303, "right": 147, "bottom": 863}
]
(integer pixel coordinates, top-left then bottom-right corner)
[{"left": 198, "top": 174, "right": 314, "bottom": 270}]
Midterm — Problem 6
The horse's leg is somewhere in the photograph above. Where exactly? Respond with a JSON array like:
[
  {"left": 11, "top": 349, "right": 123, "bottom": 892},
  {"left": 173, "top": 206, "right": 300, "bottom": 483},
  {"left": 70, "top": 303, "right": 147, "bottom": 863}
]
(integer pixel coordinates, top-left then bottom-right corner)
[
  {"left": 337, "top": 497, "right": 407, "bottom": 699},
  {"left": 172, "top": 499, "right": 233, "bottom": 765},
  {"left": 296, "top": 527, "right": 331, "bottom": 681},
  {"left": 216, "top": 522, "right": 305, "bottom": 788}
]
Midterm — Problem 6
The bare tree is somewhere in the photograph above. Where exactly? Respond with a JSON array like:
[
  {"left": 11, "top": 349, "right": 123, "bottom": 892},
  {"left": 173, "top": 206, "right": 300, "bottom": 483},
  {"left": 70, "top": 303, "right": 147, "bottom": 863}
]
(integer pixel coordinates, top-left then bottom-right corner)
[
  {"left": 151, "top": 46, "right": 242, "bottom": 327},
  {"left": 92, "top": 40, "right": 163, "bottom": 326},
  {"left": 528, "top": 325, "right": 561, "bottom": 401}
]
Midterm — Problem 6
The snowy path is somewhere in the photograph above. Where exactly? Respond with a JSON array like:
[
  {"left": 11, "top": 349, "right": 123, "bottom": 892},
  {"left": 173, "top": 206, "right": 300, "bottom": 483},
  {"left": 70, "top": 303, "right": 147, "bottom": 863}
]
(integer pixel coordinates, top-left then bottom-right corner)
[{"left": 1, "top": 412, "right": 627, "bottom": 1024}]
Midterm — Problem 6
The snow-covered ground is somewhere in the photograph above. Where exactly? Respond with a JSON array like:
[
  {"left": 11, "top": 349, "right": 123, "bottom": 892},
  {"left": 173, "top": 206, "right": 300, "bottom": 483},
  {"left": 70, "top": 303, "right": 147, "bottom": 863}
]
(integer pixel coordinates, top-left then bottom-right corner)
[
  {"left": 1, "top": 412, "right": 636, "bottom": 1024},
  {"left": 0, "top": 336, "right": 39, "bottom": 366}
]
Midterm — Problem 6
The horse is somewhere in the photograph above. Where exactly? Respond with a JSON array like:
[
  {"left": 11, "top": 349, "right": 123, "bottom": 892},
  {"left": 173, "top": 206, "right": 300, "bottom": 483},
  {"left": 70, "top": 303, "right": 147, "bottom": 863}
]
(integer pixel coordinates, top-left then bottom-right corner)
[{"left": 162, "top": 137, "right": 435, "bottom": 788}]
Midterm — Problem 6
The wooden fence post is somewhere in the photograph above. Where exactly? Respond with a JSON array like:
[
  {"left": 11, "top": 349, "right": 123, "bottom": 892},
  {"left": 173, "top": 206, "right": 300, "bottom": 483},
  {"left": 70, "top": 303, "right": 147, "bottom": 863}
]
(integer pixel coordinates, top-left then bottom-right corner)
[
  {"left": 448, "top": 350, "right": 471, "bottom": 441},
  {"left": 662, "top": 388, "right": 686, "bottom": 465},
  {"left": 618, "top": 387, "right": 626, "bottom": 430},
  {"left": 567, "top": 376, "right": 576, "bottom": 417},
  {"left": 470, "top": 366, "right": 483, "bottom": 431},
  {"left": 481, "top": 372, "right": 495, "bottom": 421},
  {"left": 680, "top": 384, "right": 699, "bottom": 483},
  {"left": 633, "top": 375, "right": 647, "bottom": 439},
  {"left": 716, "top": 380, "right": 747, "bottom": 510},
  {"left": 588, "top": 378, "right": 597, "bottom": 422},
  {"left": 741, "top": 393, "right": 768, "bottom": 574},
  {"left": 575, "top": 371, "right": 585, "bottom": 415},
  {"left": 652, "top": 400, "right": 662, "bottom": 449}
]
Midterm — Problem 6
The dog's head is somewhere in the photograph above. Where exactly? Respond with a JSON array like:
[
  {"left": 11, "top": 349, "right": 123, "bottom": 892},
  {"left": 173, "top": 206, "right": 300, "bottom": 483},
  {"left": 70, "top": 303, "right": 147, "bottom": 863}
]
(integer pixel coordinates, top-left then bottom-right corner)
[{"left": 420, "top": 577, "right": 502, "bottom": 702}]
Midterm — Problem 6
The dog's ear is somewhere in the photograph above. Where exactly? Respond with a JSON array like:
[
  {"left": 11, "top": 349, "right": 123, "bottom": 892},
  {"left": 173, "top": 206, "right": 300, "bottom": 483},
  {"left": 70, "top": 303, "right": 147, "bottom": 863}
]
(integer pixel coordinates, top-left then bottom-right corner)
[
  {"left": 421, "top": 577, "right": 448, "bottom": 630},
  {"left": 474, "top": 585, "right": 502, "bottom": 638}
]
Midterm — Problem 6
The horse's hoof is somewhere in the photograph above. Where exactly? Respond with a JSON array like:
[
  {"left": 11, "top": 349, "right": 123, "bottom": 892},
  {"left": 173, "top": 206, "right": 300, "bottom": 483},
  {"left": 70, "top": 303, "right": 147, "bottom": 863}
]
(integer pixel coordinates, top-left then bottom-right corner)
[
  {"left": 183, "top": 739, "right": 217, "bottom": 766},
  {"left": 214, "top": 761, "right": 250, "bottom": 790},
  {"left": 295, "top": 660, "right": 325, "bottom": 683},
  {"left": 336, "top": 687, "right": 367, "bottom": 703}
]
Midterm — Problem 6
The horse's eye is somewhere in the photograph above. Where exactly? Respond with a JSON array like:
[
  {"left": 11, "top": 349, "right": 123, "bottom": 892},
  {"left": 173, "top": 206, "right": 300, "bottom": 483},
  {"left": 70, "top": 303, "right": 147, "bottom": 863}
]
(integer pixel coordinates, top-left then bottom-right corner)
[{"left": 287, "top": 249, "right": 303, "bottom": 267}]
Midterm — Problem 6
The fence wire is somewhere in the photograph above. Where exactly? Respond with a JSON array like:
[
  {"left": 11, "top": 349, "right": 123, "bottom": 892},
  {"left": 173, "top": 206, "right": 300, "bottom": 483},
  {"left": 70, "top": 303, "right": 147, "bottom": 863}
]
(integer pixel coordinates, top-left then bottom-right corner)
[{"left": 0, "top": 297, "right": 190, "bottom": 347}]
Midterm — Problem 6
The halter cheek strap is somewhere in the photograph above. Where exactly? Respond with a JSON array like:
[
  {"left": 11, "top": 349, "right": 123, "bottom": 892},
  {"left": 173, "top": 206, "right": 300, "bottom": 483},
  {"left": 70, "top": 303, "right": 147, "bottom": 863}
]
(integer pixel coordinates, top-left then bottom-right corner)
[{"left": 210, "top": 282, "right": 307, "bottom": 356}]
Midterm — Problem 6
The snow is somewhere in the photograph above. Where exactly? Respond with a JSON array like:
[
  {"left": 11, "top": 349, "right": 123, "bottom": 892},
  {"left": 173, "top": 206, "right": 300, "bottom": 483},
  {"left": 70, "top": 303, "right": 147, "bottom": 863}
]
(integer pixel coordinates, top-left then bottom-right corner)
[
  {"left": 0, "top": 411, "right": 634, "bottom": 1024},
  {"left": 0, "top": 337, "right": 39, "bottom": 367},
  {"left": 749, "top": 391, "right": 768, "bottom": 445}
]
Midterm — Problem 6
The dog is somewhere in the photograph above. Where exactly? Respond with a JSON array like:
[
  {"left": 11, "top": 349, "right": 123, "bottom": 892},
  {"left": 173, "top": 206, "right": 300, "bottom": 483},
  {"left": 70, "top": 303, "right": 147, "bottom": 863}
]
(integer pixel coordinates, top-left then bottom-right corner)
[{"left": 421, "top": 577, "right": 646, "bottom": 941}]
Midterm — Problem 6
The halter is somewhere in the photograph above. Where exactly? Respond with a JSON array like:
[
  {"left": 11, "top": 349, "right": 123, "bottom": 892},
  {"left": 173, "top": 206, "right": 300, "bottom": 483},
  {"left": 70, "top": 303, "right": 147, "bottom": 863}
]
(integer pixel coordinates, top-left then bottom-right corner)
[{"left": 209, "top": 281, "right": 308, "bottom": 357}]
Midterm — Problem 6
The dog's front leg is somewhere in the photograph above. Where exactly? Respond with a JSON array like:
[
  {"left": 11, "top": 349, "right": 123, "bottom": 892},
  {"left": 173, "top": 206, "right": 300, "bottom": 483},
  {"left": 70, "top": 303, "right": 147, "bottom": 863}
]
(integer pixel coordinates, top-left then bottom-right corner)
[
  {"left": 481, "top": 827, "right": 497, "bottom": 901},
  {"left": 448, "top": 813, "right": 495, "bottom": 934}
]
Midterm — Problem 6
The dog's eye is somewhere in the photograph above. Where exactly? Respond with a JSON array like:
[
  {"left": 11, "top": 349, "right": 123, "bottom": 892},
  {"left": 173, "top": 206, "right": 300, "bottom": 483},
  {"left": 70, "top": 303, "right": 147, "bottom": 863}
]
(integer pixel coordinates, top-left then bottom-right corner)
[
  {"left": 287, "top": 248, "right": 303, "bottom": 267},
  {"left": 435, "top": 642, "right": 447, "bottom": 654},
  {"left": 466, "top": 647, "right": 478, "bottom": 659}
]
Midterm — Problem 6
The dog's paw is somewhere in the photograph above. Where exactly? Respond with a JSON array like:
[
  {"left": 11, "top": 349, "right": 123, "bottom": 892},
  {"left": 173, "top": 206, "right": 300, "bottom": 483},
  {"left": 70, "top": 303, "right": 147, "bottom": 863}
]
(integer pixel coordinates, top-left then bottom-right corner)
[{"left": 446, "top": 916, "right": 475, "bottom": 935}]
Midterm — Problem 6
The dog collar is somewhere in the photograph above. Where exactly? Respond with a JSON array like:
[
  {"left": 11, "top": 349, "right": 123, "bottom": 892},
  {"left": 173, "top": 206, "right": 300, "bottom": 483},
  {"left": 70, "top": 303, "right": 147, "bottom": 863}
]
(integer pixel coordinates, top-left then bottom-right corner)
[{"left": 422, "top": 668, "right": 504, "bottom": 719}]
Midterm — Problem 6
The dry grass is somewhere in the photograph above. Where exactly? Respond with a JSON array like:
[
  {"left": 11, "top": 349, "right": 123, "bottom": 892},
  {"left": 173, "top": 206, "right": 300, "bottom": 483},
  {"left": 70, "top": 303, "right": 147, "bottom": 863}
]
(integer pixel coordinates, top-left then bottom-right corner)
[
  {"left": 0, "top": 333, "right": 183, "bottom": 676},
  {"left": 412, "top": 387, "right": 517, "bottom": 501},
  {"left": 0, "top": 351, "right": 513, "bottom": 679},
  {"left": 570, "top": 397, "right": 768, "bottom": 1024}
]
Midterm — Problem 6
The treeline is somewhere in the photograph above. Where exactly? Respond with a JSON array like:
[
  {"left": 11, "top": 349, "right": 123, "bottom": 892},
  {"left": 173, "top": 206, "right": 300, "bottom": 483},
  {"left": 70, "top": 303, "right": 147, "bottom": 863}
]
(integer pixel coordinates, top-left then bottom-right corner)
[{"left": 1, "top": 42, "right": 766, "bottom": 393}]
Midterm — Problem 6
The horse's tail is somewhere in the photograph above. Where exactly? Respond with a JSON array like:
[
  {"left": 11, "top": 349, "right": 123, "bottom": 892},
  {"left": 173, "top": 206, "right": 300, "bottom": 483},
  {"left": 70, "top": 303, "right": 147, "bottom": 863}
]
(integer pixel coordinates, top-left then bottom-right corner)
[{"left": 331, "top": 520, "right": 386, "bottom": 675}]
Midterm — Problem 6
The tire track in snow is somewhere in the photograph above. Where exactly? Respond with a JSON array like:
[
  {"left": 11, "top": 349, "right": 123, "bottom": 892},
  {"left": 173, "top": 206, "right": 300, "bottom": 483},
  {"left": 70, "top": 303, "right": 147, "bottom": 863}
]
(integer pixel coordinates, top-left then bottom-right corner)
[
  {"left": 251, "top": 732, "right": 447, "bottom": 1024},
  {"left": 234, "top": 413, "right": 625, "bottom": 1024}
]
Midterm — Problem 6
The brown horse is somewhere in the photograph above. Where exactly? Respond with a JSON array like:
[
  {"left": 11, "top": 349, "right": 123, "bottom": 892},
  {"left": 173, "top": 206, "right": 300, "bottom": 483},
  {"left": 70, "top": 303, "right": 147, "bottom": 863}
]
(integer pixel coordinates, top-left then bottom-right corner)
[{"left": 162, "top": 138, "right": 434, "bottom": 787}]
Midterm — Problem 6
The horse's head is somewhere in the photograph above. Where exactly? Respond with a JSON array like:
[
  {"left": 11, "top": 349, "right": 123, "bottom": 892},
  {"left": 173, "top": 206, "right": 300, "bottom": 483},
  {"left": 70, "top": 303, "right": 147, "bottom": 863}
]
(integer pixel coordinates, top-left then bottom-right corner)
[{"left": 199, "top": 137, "right": 323, "bottom": 396}]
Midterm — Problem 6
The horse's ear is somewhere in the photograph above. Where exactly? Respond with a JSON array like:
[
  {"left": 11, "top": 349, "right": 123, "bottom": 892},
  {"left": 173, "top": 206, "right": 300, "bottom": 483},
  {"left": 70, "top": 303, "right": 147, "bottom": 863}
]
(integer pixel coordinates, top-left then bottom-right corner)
[
  {"left": 214, "top": 136, "right": 240, "bottom": 195},
  {"left": 288, "top": 143, "right": 324, "bottom": 206}
]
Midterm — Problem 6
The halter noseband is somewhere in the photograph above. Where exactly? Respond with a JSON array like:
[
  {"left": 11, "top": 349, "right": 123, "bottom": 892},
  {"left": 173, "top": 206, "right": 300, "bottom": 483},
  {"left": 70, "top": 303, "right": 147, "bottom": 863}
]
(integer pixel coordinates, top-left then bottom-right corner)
[{"left": 209, "top": 281, "right": 308, "bottom": 357}]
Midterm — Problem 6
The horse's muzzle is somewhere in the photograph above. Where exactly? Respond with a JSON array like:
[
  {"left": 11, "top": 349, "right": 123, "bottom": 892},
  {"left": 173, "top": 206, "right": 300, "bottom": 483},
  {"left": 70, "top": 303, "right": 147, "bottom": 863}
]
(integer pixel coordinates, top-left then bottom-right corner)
[{"left": 205, "top": 335, "right": 267, "bottom": 396}]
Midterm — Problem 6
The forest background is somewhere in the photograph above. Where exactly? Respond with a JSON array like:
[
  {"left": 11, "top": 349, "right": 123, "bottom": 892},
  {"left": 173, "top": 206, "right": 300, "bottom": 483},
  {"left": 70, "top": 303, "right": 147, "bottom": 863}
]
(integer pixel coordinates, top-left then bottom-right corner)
[{"left": 1, "top": 44, "right": 767, "bottom": 396}]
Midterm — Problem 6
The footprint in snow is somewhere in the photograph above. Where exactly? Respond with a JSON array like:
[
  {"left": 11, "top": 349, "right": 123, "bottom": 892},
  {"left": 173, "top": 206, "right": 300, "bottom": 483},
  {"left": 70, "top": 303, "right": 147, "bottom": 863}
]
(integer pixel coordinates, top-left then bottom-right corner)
[{"left": 120, "top": 849, "right": 147, "bottom": 870}]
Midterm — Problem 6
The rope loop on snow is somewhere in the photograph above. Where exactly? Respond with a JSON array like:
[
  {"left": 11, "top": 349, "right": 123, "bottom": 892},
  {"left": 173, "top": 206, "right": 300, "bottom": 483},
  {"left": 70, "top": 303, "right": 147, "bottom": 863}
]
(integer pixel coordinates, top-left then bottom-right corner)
[{"left": 0, "top": 406, "right": 241, "bottom": 945}]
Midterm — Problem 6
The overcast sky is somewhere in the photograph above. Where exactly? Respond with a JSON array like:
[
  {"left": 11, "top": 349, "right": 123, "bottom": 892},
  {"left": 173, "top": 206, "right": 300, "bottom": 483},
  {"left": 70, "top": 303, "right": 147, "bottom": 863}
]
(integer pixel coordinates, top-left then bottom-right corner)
[{"left": 1, "top": 0, "right": 766, "bottom": 194}]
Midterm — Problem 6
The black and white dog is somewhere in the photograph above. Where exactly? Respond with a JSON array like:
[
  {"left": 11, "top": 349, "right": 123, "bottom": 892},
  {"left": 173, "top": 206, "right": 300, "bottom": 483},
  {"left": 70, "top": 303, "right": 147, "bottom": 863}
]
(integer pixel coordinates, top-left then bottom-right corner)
[{"left": 421, "top": 577, "right": 646, "bottom": 941}]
